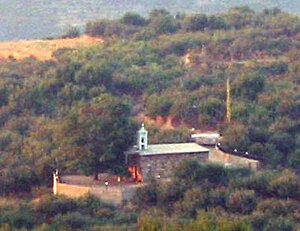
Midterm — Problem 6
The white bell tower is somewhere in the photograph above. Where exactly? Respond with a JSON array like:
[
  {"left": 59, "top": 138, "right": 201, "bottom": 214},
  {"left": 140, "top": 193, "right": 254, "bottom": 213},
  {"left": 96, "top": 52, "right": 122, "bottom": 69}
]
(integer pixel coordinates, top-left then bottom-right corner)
[{"left": 137, "top": 123, "right": 148, "bottom": 150}]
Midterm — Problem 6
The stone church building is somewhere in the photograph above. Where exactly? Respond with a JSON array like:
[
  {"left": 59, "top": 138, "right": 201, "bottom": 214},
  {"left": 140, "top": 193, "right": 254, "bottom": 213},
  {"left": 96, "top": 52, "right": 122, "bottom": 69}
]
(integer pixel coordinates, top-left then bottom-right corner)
[{"left": 126, "top": 124, "right": 210, "bottom": 182}]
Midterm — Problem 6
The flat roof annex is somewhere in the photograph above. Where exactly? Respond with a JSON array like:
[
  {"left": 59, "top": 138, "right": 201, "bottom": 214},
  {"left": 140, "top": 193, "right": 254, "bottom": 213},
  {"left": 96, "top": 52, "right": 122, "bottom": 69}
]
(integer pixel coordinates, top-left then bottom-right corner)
[
  {"left": 127, "top": 143, "right": 209, "bottom": 156},
  {"left": 191, "top": 133, "right": 220, "bottom": 138}
]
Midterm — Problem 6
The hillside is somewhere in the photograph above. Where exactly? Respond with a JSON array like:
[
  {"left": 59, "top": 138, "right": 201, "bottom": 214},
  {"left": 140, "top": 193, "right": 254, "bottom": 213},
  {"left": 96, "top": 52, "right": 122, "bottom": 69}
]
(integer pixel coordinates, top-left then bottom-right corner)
[
  {"left": 0, "top": 8, "right": 299, "bottom": 230},
  {"left": 1, "top": 0, "right": 300, "bottom": 41},
  {"left": 0, "top": 7, "right": 298, "bottom": 177}
]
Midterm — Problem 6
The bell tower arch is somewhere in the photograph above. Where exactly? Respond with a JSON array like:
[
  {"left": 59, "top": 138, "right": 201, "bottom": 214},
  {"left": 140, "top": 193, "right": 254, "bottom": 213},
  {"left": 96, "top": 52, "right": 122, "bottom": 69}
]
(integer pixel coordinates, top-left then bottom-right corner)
[{"left": 137, "top": 123, "right": 148, "bottom": 150}]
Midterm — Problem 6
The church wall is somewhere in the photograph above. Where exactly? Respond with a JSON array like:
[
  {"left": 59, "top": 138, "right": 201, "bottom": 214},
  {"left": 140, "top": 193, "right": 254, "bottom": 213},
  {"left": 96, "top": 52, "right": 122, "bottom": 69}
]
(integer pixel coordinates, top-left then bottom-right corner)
[{"left": 139, "top": 152, "right": 209, "bottom": 181}]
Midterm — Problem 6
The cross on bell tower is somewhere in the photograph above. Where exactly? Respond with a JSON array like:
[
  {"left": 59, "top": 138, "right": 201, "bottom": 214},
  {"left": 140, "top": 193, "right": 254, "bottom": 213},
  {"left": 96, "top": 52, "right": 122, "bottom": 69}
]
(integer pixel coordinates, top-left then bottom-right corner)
[{"left": 137, "top": 123, "right": 148, "bottom": 150}]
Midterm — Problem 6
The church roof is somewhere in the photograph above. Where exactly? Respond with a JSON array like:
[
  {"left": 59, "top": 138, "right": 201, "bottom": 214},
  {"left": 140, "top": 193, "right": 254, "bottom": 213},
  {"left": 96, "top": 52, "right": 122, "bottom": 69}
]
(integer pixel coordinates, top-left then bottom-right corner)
[{"left": 127, "top": 142, "right": 209, "bottom": 156}]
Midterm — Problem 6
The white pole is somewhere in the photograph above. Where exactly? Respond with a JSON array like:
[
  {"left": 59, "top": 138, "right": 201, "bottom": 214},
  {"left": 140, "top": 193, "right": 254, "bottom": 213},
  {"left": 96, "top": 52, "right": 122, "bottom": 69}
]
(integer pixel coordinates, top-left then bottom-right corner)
[{"left": 53, "top": 172, "right": 58, "bottom": 195}]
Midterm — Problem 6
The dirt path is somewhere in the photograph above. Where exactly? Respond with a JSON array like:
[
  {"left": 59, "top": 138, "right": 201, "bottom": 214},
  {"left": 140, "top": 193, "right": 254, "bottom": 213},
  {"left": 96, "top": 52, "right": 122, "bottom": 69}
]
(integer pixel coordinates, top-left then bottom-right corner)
[{"left": 136, "top": 113, "right": 184, "bottom": 130}]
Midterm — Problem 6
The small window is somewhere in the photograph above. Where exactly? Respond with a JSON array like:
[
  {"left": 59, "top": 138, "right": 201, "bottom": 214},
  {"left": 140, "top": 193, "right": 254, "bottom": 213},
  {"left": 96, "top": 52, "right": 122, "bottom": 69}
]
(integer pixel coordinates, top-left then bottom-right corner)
[
  {"left": 141, "top": 137, "right": 144, "bottom": 143},
  {"left": 141, "top": 144, "right": 145, "bottom": 150}
]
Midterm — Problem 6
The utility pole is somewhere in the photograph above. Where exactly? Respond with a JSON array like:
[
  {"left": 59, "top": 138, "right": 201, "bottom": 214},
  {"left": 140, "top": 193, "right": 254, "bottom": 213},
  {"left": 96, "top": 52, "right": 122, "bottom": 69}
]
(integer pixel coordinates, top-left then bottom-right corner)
[{"left": 226, "top": 79, "right": 231, "bottom": 123}]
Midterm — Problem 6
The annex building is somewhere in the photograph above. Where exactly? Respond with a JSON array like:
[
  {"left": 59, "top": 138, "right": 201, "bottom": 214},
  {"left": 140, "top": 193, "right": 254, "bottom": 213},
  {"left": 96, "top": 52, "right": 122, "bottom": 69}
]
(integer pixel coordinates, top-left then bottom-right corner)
[{"left": 126, "top": 124, "right": 210, "bottom": 182}]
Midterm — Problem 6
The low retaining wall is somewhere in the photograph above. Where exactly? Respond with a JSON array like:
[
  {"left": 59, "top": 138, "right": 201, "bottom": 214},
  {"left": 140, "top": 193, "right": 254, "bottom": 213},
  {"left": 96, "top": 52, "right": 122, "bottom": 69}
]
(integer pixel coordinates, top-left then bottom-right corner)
[
  {"left": 57, "top": 183, "right": 90, "bottom": 198},
  {"left": 209, "top": 148, "right": 260, "bottom": 170},
  {"left": 55, "top": 180, "right": 141, "bottom": 205}
]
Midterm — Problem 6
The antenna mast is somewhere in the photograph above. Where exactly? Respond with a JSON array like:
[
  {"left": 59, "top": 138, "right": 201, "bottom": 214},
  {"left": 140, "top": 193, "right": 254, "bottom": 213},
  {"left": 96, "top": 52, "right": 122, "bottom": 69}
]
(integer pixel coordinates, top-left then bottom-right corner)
[{"left": 226, "top": 79, "right": 231, "bottom": 123}]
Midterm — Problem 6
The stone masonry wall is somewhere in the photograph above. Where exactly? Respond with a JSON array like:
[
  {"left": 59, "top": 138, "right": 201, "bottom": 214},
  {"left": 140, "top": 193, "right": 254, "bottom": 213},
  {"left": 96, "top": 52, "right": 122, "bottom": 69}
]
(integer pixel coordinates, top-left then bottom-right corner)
[{"left": 139, "top": 152, "right": 209, "bottom": 181}]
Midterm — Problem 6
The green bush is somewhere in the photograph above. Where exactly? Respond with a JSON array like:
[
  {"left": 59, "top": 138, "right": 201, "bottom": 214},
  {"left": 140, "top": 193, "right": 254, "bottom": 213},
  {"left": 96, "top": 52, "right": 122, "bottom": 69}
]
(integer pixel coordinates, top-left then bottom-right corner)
[
  {"left": 185, "top": 14, "right": 208, "bottom": 31},
  {"left": 242, "top": 171, "right": 273, "bottom": 196},
  {"left": 0, "top": 166, "right": 40, "bottom": 195},
  {"left": 287, "top": 149, "right": 300, "bottom": 171},
  {"left": 133, "top": 180, "right": 159, "bottom": 208},
  {"left": 257, "top": 199, "right": 300, "bottom": 218},
  {"left": 187, "top": 210, "right": 252, "bottom": 231},
  {"left": 76, "top": 195, "right": 115, "bottom": 217},
  {"left": 173, "top": 161, "right": 202, "bottom": 186},
  {"left": 264, "top": 216, "right": 296, "bottom": 231},
  {"left": 157, "top": 182, "right": 185, "bottom": 211},
  {"left": 268, "top": 62, "right": 289, "bottom": 75},
  {"left": 0, "top": 131, "right": 13, "bottom": 151},
  {"left": 268, "top": 169, "right": 300, "bottom": 199},
  {"left": 137, "top": 214, "right": 163, "bottom": 231},
  {"left": 174, "top": 162, "right": 229, "bottom": 188},
  {"left": 120, "top": 12, "right": 147, "bottom": 26},
  {"left": 248, "top": 211, "right": 270, "bottom": 231},
  {"left": 137, "top": 211, "right": 181, "bottom": 231},
  {"left": 227, "top": 189, "right": 257, "bottom": 214},
  {"left": 207, "top": 188, "right": 227, "bottom": 208},
  {"left": 200, "top": 164, "right": 228, "bottom": 187},
  {"left": 61, "top": 27, "right": 80, "bottom": 38},
  {"left": 226, "top": 167, "right": 252, "bottom": 184},
  {"left": 208, "top": 15, "right": 228, "bottom": 30},
  {"left": 174, "top": 187, "right": 206, "bottom": 218},
  {"left": 33, "top": 195, "right": 78, "bottom": 217},
  {"left": 51, "top": 212, "right": 98, "bottom": 230},
  {"left": 0, "top": 205, "right": 34, "bottom": 230}
]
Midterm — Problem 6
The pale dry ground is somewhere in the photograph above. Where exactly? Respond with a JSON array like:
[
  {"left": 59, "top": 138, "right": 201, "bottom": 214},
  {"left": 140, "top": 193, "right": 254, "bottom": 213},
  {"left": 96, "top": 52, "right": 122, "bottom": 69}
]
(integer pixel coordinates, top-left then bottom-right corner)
[
  {"left": 137, "top": 113, "right": 177, "bottom": 130},
  {"left": 0, "top": 35, "right": 103, "bottom": 61},
  {"left": 0, "top": 197, "right": 20, "bottom": 207}
]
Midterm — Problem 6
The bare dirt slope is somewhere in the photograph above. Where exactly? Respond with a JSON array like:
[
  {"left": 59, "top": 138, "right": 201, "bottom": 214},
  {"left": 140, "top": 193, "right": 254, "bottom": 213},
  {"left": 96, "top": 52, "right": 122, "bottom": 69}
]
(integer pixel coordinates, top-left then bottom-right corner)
[{"left": 0, "top": 35, "right": 103, "bottom": 61}]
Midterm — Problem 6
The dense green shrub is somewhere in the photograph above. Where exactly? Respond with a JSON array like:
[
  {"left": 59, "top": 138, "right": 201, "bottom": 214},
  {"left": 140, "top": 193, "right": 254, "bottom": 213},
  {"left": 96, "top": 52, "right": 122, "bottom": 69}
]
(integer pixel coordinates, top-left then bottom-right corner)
[
  {"left": 0, "top": 166, "right": 40, "bottom": 195},
  {"left": 76, "top": 194, "right": 115, "bottom": 217},
  {"left": 268, "top": 169, "right": 300, "bottom": 199},
  {"left": 51, "top": 212, "right": 98, "bottom": 230},
  {"left": 0, "top": 205, "right": 34, "bottom": 230},
  {"left": 133, "top": 180, "right": 159, "bottom": 208},
  {"left": 61, "top": 27, "right": 80, "bottom": 38},
  {"left": 174, "top": 162, "right": 245, "bottom": 188},
  {"left": 148, "top": 9, "right": 180, "bottom": 35},
  {"left": 33, "top": 195, "right": 79, "bottom": 217},
  {"left": 207, "top": 188, "right": 227, "bottom": 208},
  {"left": 120, "top": 12, "right": 147, "bottom": 26},
  {"left": 287, "top": 149, "right": 300, "bottom": 171},
  {"left": 248, "top": 211, "right": 270, "bottom": 231},
  {"left": 185, "top": 14, "right": 208, "bottom": 31},
  {"left": 241, "top": 171, "right": 273, "bottom": 196},
  {"left": 268, "top": 62, "right": 289, "bottom": 75},
  {"left": 157, "top": 182, "right": 185, "bottom": 211},
  {"left": 257, "top": 199, "right": 300, "bottom": 218},
  {"left": 208, "top": 15, "right": 228, "bottom": 30},
  {"left": 173, "top": 161, "right": 203, "bottom": 186},
  {"left": 227, "top": 190, "right": 257, "bottom": 214},
  {"left": 174, "top": 187, "right": 207, "bottom": 218},
  {"left": 263, "top": 216, "right": 297, "bottom": 231},
  {"left": 137, "top": 213, "right": 165, "bottom": 231},
  {"left": 186, "top": 210, "right": 252, "bottom": 231}
]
